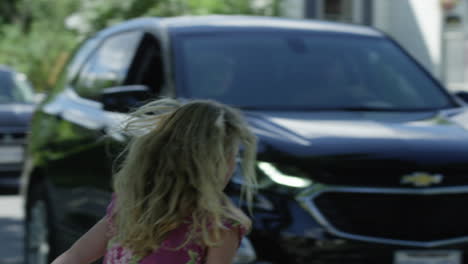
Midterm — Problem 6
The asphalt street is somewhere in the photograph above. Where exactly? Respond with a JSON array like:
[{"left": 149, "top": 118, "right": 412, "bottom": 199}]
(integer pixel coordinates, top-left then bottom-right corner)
[{"left": 0, "top": 195, "right": 23, "bottom": 264}]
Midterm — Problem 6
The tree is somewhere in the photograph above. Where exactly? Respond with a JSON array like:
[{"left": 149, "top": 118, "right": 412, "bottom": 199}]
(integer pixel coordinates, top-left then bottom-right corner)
[
  {"left": 0, "top": 0, "right": 80, "bottom": 90},
  {"left": 0, "top": 0, "right": 282, "bottom": 92},
  {"left": 79, "top": 0, "right": 281, "bottom": 34}
]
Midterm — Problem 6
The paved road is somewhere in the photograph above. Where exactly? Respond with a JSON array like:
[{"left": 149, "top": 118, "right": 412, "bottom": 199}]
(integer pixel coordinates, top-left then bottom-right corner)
[{"left": 0, "top": 195, "right": 24, "bottom": 264}]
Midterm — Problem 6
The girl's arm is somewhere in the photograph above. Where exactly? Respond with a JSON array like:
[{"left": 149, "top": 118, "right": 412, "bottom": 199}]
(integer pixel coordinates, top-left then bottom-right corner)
[
  {"left": 51, "top": 217, "right": 109, "bottom": 264},
  {"left": 205, "top": 228, "right": 240, "bottom": 264}
]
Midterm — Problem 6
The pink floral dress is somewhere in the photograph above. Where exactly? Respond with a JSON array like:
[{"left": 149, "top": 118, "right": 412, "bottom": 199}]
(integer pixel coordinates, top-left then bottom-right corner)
[{"left": 102, "top": 195, "right": 246, "bottom": 264}]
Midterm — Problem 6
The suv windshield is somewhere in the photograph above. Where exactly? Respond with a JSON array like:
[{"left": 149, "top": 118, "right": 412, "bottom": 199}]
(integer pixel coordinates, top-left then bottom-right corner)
[
  {"left": 173, "top": 31, "right": 454, "bottom": 111},
  {"left": 0, "top": 70, "right": 34, "bottom": 104}
]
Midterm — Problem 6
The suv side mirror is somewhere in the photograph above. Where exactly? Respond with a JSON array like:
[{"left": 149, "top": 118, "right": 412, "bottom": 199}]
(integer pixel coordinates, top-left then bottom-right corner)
[
  {"left": 453, "top": 91, "right": 468, "bottom": 104},
  {"left": 100, "top": 85, "right": 152, "bottom": 112},
  {"left": 33, "top": 92, "right": 46, "bottom": 104}
]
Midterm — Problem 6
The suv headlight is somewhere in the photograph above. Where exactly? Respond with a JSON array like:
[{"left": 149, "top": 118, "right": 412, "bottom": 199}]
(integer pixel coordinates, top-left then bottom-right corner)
[{"left": 257, "top": 162, "right": 312, "bottom": 188}]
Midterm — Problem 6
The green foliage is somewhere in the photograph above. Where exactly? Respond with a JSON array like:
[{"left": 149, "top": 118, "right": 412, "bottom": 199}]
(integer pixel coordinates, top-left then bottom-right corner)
[
  {"left": 85, "top": 0, "right": 280, "bottom": 33},
  {"left": 0, "top": 23, "right": 77, "bottom": 91},
  {"left": 0, "top": 0, "right": 281, "bottom": 92},
  {"left": 0, "top": 0, "right": 79, "bottom": 91},
  {"left": 0, "top": 0, "right": 19, "bottom": 24}
]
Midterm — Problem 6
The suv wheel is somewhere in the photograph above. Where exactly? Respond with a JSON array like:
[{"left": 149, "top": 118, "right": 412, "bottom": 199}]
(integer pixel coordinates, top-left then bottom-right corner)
[{"left": 25, "top": 184, "right": 55, "bottom": 264}]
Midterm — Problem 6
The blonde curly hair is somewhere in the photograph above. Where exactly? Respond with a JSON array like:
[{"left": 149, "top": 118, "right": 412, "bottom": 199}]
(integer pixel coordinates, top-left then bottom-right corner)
[{"left": 111, "top": 98, "right": 257, "bottom": 257}]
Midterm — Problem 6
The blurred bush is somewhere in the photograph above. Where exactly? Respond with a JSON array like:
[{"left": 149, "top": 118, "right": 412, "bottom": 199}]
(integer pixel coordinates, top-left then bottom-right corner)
[
  {"left": 0, "top": 0, "right": 280, "bottom": 92},
  {"left": 0, "top": 0, "right": 79, "bottom": 92}
]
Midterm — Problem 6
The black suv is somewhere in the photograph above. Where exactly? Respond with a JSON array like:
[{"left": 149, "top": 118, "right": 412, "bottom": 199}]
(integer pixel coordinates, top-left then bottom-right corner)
[
  {"left": 22, "top": 16, "right": 468, "bottom": 264},
  {"left": 0, "top": 65, "right": 35, "bottom": 189}
]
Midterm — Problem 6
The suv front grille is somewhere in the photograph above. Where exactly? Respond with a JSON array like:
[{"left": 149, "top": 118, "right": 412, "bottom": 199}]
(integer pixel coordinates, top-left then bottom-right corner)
[
  {"left": 0, "top": 132, "right": 26, "bottom": 144},
  {"left": 313, "top": 191, "right": 468, "bottom": 243}
]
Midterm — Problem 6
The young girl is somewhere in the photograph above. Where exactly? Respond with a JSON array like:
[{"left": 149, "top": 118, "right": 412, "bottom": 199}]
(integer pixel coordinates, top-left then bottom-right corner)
[{"left": 51, "top": 98, "right": 257, "bottom": 264}]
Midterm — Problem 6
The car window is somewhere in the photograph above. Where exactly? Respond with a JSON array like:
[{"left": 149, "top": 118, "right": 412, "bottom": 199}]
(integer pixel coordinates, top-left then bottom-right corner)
[
  {"left": 173, "top": 32, "right": 454, "bottom": 111},
  {"left": 0, "top": 70, "right": 34, "bottom": 104},
  {"left": 124, "top": 33, "right": 166, "bottom": 96},
  {"left": 74, "top": 31, "right": 143, "bottom": 101},
  {"left": 66, "top": 37, "right": 100, "bottom": 83},
  {"left": 12, "top": 72, "right": 34, "bottom": 103}
]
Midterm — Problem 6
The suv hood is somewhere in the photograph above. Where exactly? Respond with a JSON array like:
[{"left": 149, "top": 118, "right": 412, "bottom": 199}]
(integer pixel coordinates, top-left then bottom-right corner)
[
  {"left": 246, "top": 108, "right": 468, "bottom": 187},
  {"left": 0, "top": 103, "right": 34, "bottom": 128}
]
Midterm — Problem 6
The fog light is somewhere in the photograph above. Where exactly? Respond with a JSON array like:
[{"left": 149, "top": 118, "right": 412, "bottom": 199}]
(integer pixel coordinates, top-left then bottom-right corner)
[{"left": 233, "top": 237, "right": 256, "bottom": 263}]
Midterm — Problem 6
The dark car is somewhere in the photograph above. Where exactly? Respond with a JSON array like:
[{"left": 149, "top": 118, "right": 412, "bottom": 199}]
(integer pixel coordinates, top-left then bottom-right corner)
[
  {"left": 0, "top": 65, "right": 35, "bottom": 189},
  {"left": 21, "top": 15, "right": 468, "bottom": 264}
]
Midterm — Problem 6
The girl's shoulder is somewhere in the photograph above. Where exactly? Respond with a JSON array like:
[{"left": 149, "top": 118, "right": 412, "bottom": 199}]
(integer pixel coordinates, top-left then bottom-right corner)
[
  {"left": 221, "top": 205, "right": 251, "bottom": 243},
  {"left": 222, "top": 218, "right": 248, "bottom": 242},
  {"left": 105, "top": 193, "right": 118, "bottom": 236}
]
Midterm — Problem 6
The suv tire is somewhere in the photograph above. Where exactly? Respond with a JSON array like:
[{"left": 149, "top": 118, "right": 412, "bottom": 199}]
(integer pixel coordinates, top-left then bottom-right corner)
[{"left": 24, "top": 182, "right": 56, "bottom": 264}]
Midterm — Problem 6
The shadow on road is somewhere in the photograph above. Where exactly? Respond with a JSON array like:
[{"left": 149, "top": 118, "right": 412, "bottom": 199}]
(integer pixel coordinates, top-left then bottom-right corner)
[
  {"left": 0, "top": 194, "right": 23, "bottom": 264},
  {"left": 0, "top": 217, "right": 23, "bottom": 264}
]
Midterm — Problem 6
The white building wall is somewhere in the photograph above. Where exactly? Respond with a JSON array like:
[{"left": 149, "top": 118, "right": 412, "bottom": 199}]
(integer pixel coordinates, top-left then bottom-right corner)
[
  {"left": 445, "top": 0, "right": 468, "bottom": 91},
  {"left": 373, "top": 0, "right": 443, "bottom": 80},
  {"left": 351, "top": 0, "right": 364, "bottom": 24},
  {"left": 280, "top": 0, "right": 305, "bottom": 19}
]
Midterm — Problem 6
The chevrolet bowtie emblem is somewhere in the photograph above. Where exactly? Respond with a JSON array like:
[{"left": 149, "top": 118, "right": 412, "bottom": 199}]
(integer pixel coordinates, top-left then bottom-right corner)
[{"left": 401, "top": 172, "right": 443, "bottom": 187}]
